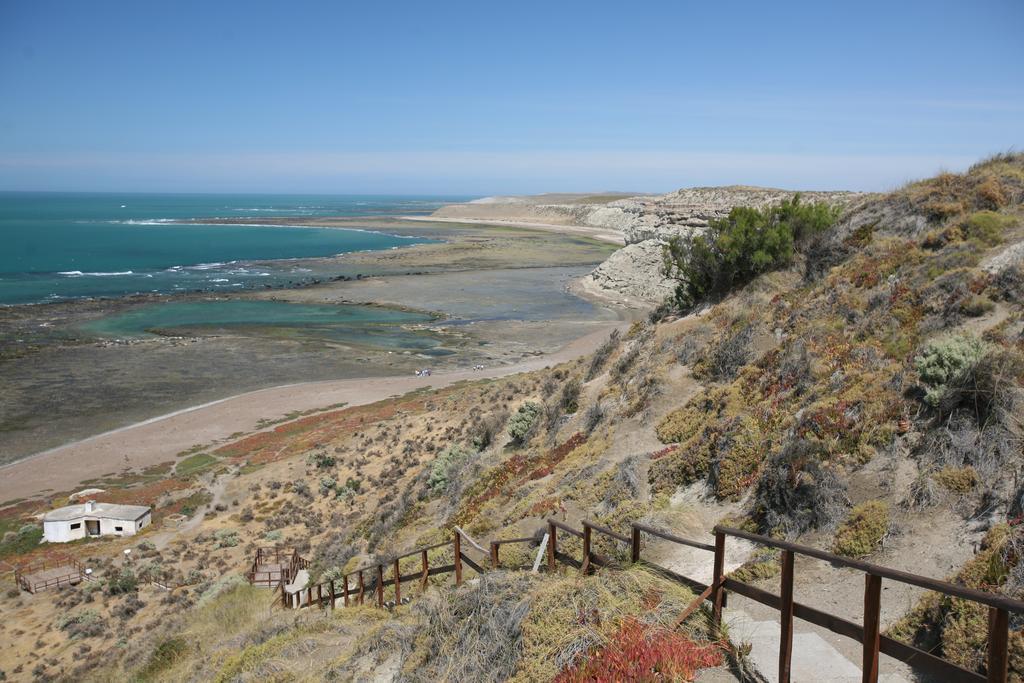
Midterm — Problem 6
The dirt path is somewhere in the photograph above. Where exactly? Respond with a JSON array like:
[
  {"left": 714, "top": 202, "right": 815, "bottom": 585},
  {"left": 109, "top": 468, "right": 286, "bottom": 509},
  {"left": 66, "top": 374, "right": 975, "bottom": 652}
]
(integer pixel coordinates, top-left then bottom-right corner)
[
  {"left": 149, "top": 470, "right": 232, "bottom": 551},
  {"left": 0, "top": 323, "right": 626, "bottom": 503}
]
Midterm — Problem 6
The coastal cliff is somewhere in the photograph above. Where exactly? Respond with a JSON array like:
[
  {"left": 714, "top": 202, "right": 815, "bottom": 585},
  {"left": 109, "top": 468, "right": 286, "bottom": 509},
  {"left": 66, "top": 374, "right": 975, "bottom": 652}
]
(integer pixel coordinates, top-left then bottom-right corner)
[{"left": 433, "top": 187, "right": 863, "bottom": 306}]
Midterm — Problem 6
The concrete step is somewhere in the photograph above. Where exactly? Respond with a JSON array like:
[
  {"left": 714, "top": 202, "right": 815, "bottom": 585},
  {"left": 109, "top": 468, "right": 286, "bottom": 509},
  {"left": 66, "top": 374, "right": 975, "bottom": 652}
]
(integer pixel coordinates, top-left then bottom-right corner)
[{"left": 723, "top": 605, "right": 912, "bottom": 683}]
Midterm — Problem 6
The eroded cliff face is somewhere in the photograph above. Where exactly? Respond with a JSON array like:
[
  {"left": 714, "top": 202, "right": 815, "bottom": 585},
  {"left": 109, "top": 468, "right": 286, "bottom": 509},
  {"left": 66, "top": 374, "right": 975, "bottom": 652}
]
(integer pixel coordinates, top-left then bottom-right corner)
[{"left": 433, "top": 187, "right": 863, "bottom": 306}]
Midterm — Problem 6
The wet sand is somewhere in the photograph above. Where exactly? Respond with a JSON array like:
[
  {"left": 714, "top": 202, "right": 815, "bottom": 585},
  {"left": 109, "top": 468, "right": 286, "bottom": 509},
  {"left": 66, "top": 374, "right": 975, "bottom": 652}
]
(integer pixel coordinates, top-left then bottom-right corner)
[{"left": 0, "top": 323, "right": 624, "bottom": 503}]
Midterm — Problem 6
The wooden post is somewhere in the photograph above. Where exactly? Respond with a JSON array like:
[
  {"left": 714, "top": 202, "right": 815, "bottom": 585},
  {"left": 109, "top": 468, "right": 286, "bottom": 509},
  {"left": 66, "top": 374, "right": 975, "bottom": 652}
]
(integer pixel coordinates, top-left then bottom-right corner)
[
  {"left": 358, "top": 570, "right": 365, "bottom": 606},
  {"left": 454, "top": 531, "right": 463, "bottom": 585},
  {"left": 376, "top": 565, "right": 384, "bottom": 608},
  {"left": 421, "top": 549, "right": 429, "bottom": 591},
  {"left": 630, "top": 524, "right": 641, "bottom": 564},
  {"left": 862, "top": 573, "right": 882, "bottom": 683},
  {"left": 581, "top": 523, "right": 592, "bottom": 575},
  {"left": 988, "top": 606, "right": 1009, "bottom": 683},
  {"left": 343, "top": 574, "right": 349, "bottom": 607},
  {"left": 490, "top": 542, "right": 499, "bottom": 569},
  {"left": 711, "top": 531, "right": 726, "bottom": 634},
  {"left": 779, "top": 549, "right": 795, "bottom": 683},
  {"left": 317, "top": 583, "right": 323, "bottom": 608},
  {"left": 393, "top": 559, "right": 401, "bottom": 605},
  {"left": 547, "top": 521, "right": 557, "bottom": 572}
]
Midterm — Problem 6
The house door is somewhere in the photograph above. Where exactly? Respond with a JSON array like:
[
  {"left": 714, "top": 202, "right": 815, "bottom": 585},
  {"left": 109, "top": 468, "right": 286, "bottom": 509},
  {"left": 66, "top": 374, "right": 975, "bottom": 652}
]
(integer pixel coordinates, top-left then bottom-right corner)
[{"left": 85, "top": 520, "right": 100, "bottom": 536}]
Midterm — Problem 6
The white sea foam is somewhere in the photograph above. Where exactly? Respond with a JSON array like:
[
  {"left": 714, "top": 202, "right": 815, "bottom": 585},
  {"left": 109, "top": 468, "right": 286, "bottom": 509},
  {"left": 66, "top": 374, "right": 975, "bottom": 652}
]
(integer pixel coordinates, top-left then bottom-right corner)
[{"left": 59, "top": 270, "right": 135, "bottom": 277}]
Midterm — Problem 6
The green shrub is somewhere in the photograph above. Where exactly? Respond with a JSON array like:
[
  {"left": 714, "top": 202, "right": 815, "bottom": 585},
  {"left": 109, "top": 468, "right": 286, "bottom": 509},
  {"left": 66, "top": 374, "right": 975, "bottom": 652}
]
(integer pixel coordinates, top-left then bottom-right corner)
[
  {"left": 319, "top": 476, "right": 337, "bottom": 495},
  {"left": 214, "top": 528, "right": 240, "bottom": 549},
  {"left": 106, "top": 568, "right": 138, "bottom": 595},
  {"left": 58, "top": 609, "right": 105, "bottom": 638},
  {"left": 508, "top": 402, "right": 542, "bottom": 444},
  {"left": 935, "top": 466, "right": 978, "bottom": 493},
  {"left": 663, "top": 195, "right": 839, "bottom": 308},
  {"left": 307, "top": 451, "right": 337, "bottom": 469},
  {"left": 428, "top": 444, "right": 474, "bottom": 494},
  {"left": 832, "top": 501, "right": 889, "bottom": 558},
  {"left": 558, "top": 378, "right": 581, "bottom": 414},
  {"left": 914, "top": 334, "right": 988, "bottom": 406},
  {"left": 729, "top": 547, "right": 781, "bottom": 583},
  {"left": 711, "top": 416, "right": 765, "bottom": 500},
  {"left": 586, "top": 329, "right": 621, "bottom": 380},
  {"left": 961, "top": 210, "right": 1016, "bottom": 246}
]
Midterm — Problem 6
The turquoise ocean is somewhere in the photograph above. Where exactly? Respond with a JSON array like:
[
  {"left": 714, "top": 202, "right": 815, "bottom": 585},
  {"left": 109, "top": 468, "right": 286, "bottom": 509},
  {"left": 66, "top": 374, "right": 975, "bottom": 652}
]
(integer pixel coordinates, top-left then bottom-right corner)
[{"left": 0, "top": 192, "right": 467, "bottom": 306}]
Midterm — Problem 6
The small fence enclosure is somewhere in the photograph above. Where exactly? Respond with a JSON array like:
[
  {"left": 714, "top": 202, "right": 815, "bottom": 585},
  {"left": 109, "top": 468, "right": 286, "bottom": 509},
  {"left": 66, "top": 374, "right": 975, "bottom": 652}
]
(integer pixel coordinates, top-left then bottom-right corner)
[{"left": 15, "top": 556, "right": 87, "bottom": 593}]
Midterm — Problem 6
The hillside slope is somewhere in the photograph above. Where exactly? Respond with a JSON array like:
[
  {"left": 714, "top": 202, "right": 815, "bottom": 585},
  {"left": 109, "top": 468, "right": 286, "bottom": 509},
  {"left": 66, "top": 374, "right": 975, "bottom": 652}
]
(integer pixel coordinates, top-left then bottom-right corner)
[{"left": 3, "top": 155, "right": 1024, "bottom": 682}]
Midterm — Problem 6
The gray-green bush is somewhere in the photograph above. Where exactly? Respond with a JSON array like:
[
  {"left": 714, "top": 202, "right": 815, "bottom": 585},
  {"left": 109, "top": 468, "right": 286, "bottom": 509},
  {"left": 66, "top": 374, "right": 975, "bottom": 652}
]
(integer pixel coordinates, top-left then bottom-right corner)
[
  {"left": 507, "top": 402, "right": 541, "bottom": 444},
  {"left": 428, "top": 444, "right": 474, "bottom": 494}
]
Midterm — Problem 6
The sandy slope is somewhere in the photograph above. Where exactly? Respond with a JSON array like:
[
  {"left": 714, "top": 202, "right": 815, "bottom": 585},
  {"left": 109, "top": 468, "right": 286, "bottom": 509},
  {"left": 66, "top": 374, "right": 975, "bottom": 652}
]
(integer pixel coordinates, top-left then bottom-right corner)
[{"left": 0, "top": 323, "right": 624, "bottom": 503}]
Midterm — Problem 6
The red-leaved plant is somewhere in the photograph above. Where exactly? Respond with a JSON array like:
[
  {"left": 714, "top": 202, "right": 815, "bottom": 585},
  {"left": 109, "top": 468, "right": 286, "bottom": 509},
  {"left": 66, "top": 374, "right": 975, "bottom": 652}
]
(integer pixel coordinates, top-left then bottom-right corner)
[{"left": 553, "top": 617, "right": 724, "bottom": 683}]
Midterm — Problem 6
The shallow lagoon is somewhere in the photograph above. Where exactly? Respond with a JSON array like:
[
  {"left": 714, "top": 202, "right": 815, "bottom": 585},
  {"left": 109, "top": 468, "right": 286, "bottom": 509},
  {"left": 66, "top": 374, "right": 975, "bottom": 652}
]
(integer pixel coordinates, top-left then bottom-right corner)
[{"left": 82, "top": 299, "right": 447, "bottom": 351}]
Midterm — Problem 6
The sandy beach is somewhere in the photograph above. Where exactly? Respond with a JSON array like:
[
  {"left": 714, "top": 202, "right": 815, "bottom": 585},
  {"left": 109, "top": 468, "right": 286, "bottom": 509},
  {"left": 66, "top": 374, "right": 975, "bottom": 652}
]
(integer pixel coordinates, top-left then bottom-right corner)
[
  {"left": 0, "top": 322, "right": 624, "bottom": 503},
  {"left": 399, "top": 214, "right": 627, "bottom": 245}
]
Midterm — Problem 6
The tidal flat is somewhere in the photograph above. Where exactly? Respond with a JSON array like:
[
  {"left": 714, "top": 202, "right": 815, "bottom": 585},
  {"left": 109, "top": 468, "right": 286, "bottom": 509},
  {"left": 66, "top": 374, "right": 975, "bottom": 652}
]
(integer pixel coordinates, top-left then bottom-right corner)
[{"left": 0, "top": 218, "right": 622, "bottom": 466}]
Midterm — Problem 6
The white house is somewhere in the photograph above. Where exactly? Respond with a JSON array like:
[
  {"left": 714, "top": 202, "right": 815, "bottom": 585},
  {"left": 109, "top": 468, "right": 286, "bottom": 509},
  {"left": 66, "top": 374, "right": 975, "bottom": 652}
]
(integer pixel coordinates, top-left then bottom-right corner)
[{"left": 42, "top": 501, "right": 152, "bottom": 543}]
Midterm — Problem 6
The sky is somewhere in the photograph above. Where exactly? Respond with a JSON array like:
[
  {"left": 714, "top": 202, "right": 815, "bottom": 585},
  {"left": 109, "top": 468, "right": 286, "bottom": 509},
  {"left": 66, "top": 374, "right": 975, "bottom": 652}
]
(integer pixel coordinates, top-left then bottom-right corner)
[{"left": 0, "top": 0, "right": 1022, "bottom": 195}]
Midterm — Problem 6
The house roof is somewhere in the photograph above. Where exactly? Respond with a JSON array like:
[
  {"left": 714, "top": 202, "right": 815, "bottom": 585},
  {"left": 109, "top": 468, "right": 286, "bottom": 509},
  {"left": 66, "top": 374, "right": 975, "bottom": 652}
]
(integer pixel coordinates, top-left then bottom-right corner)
[{"left": 43, "top": 502, "right": 151, "bottom": 523}]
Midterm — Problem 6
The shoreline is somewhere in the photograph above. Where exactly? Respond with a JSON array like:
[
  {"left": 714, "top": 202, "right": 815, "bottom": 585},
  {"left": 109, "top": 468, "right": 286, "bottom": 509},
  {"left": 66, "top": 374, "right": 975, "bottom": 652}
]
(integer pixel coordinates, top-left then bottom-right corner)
[
  {"left": 0, "top": 321, "right": 626, "bottom": 503},
  {"left": 398, "top": 215, "right": 626, "bottom": 245}
]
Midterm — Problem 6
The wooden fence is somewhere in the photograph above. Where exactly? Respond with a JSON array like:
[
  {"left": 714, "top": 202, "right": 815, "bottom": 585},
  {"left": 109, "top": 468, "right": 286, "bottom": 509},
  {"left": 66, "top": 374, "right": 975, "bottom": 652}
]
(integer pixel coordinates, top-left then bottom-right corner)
[
  {"left": 14, "top": 555, "right": 87, "bottom": 593},
  {"left": 266, "top": 518, "right": 1024, "bottom": 683},
  {"left": 247, "top": 547, "right": 308, "bottom": 589}
]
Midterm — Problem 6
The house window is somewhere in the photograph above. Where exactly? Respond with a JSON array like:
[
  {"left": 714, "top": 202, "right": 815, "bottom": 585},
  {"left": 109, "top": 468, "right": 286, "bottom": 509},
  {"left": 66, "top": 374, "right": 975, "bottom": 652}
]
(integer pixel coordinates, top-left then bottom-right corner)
[
  {"left": 115, "top": 525, "right": 123, "bottom": 532},
  {"left": 70, "top": 522, "right": 81, "bottom": 530}
]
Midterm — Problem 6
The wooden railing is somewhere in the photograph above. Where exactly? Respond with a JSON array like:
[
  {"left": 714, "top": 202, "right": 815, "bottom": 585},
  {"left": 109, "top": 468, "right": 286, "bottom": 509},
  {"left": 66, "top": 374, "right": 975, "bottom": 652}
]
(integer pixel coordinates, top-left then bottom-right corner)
[
  {"left": 14, "top": 556, "right": 87, "bottom": 593},
  {"left": 279, "top": 535, "right": 468, "bottom": 610},
  {"left": 542, "top": 517, "right": 1022, "bottom": 683},
  {"left": 260, "top": 516, "right": 1022, "bottom": 682},
  {"left": 247, "top": 547, "right": 306, "bottom": 589},
  {"left": 713, "top": 525, "right": 1022, "bottom": 683}
]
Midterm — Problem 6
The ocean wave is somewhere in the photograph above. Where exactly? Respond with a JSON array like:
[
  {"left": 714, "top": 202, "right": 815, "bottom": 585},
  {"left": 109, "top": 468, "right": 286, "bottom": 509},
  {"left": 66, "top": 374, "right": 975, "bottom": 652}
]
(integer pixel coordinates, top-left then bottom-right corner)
[
  {"left": 110, "top": 219, "right": 177, "bottom": 225},
  {"left": 184, "top": 262, "right": 229, "bottom": 270},
  {"left": 210, "top": 278, "right": 230, "bottom": 283},
  {"left": 59, "top": 270, "right": 135, "bottom": 277}
]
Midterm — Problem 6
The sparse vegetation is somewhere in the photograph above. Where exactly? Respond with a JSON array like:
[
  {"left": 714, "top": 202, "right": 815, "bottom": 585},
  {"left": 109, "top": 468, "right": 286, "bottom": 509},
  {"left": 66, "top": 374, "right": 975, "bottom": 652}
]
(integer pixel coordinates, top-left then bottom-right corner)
[{"left": 832, "top": 501, "right": 889, "bottom": 558}]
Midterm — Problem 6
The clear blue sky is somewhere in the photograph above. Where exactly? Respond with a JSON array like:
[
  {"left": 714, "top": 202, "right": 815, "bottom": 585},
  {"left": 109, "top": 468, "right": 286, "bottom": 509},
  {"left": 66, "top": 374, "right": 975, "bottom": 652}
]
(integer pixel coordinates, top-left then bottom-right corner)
[{"left": 1, "top": 0, "right": 1021, "bottom": 194}]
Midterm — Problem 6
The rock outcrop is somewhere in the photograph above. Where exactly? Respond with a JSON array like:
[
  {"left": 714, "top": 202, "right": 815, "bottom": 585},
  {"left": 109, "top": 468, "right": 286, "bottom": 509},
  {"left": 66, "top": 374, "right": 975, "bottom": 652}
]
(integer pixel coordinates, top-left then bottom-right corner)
[{"left": 431, "top": 187, "right": 863, "bottom": 306}]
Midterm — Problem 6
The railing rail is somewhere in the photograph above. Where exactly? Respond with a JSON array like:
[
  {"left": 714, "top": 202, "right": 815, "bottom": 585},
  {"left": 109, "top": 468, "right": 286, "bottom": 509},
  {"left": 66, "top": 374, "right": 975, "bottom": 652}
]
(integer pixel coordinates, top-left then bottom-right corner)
[{"left": 712, "top": 525, "right": 1019, "bottom": 683}]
